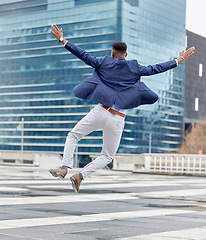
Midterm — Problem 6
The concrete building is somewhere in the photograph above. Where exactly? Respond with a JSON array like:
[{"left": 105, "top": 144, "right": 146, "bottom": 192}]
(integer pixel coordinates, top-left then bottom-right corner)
[{"left": 185, "top": 30, "right": 206, "bottom": 131}]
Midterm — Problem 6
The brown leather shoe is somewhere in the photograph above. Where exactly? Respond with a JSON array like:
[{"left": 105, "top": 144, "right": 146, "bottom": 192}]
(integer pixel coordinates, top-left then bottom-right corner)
[
  {"left": 70, "top": 173, "right": 82, "bottom": 193},
  {"left": 49, "top": 167, "right": 67, "bottom": 179}
]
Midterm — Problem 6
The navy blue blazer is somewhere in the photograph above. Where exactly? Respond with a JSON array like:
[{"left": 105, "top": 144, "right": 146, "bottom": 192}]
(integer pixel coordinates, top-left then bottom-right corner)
[{"left": 65, "top": 41, "right": 177, "bottom": 110}]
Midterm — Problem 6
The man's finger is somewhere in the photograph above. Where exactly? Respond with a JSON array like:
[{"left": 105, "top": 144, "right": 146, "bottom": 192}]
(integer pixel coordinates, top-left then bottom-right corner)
[
  {"left": 188, "top": 47, "right": 195, "bottom": 52},
  {"left": 51, "top": 25, "right": 56, "bottom": 33},
  {"left": 50, "top": 30, "right": 57, "bottom": 37},
  {"left": 51, "top": 24, "right": 58, "bottom": 34},
  {"left": 54, "top": 24, "right": 59, "bottom": 31}
]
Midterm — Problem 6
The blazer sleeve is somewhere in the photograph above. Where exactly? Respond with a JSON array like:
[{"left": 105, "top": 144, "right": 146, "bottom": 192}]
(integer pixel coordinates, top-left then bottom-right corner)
[
  {"left": 65, "top": 41, "right": 104, "bottom": 69},
  {"left": 138, "top": 59, "right": 177, "bottom": 76}
]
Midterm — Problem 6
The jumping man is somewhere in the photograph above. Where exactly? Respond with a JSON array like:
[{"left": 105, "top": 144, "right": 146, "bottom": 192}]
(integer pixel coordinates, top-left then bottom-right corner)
[{"left": 49, "top": 24, "right": 195, "bottom": 193}]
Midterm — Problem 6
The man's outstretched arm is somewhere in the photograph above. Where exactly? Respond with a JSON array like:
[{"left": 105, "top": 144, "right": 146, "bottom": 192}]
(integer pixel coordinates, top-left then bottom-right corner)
[
  {"left": 138, "top": 46, "right": 195, "bottom": 76},
  {"left": 50, "top": 24, "right": 104, "bottom": 69}
]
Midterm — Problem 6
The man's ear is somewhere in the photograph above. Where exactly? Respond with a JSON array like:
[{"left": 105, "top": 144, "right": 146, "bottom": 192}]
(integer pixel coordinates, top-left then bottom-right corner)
[
  {"left": 125, "top": 52, "right": 127, "bottom": 58},
  {"left": 111, "top": 50, "right": 115, "bottom": 58}
]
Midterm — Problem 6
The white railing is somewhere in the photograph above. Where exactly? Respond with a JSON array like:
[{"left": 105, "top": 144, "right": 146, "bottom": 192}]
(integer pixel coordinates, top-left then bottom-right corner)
[
  {"left": 0, "top": 152, "right": 36, "bottom": 166},
  {"left": 114, "top": 154, "right": 206, "bottom": 175},
  {"left": 0, "top": 152, "right": 62, "bottom": 168}
]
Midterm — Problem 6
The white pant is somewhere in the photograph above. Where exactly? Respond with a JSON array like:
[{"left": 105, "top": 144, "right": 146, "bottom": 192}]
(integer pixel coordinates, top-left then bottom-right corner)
[{"left": 62, "top": 104, "right": 125, "bottom": 179}]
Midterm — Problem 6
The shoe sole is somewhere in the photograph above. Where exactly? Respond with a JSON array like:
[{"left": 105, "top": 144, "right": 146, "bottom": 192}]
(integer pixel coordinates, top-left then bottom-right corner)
[
  {"left": 70, "top": 177, "right": 78, "bottom": 193},
  {"left": 49, "top": 170, "right": 65, "bottom": 179}
]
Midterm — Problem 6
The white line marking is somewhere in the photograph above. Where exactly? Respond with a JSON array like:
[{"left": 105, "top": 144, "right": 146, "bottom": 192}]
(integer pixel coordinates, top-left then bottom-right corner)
[
  {"left": 139, "top": 188, "right": 206, "bottom": 198},
  {"left": 0, "top": 209, "right": 194, "bottom": 230},
  {"left": 0, "top": 193, "right": 138, "bottom": 206}
]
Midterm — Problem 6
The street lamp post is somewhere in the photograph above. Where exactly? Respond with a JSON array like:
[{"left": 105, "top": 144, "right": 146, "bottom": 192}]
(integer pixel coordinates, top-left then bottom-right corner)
[{"left": 149, "top": 133, "right": 152, "bottom": 154}]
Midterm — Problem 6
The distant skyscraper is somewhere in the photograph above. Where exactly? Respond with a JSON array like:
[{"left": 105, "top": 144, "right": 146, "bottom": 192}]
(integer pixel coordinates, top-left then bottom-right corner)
[{"left": 0, "top": 0, "right": 186, "bottom": 161}]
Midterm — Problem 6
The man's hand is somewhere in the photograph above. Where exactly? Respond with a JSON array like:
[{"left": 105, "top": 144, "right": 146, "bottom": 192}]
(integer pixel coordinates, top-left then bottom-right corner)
[
  {"left": 50, "top": 24, "right": 67, "bottom": 45},
  {"left": 177, "top": 46, "right": 195, "bottom": 64}
]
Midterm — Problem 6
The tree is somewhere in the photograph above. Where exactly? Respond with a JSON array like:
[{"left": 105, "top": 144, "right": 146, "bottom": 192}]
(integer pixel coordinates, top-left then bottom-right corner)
[{"left": 179, "top": 119, "right": 206, "bottom": 154}]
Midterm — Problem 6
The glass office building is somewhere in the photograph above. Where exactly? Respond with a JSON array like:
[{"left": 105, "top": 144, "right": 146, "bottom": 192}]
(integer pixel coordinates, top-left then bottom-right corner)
[{"left": 0, "top": 0, "right": 186, "bottom": 158}]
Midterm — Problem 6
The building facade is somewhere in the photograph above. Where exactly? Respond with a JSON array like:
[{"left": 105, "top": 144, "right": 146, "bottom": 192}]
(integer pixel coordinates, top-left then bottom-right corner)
[
  {"left": 0, "top": 0, "right": 186, "bottom": 160},
  {"left": 184, "top": 30, "right": 206, "bottom": 129}
]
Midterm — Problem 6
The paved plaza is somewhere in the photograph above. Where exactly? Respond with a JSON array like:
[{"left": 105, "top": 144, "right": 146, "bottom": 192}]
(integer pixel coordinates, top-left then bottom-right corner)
[{"left": 1, "top": 165, "right": 206, "bottom": 239}]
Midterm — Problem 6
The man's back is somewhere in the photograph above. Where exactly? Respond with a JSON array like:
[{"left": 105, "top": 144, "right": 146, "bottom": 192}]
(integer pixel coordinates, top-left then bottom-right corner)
[{"left": 98, "top": 56, "right": 140, "bottom": 89}]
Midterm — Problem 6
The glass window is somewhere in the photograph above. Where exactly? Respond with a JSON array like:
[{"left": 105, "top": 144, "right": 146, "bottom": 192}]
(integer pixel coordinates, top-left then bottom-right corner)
[
  {"left": 199, "top": 63, "right": 203, "bottom": 77},
  {"left": 195, "top": 97, "right": 199, "bottom": 112},
  {"left": 75, "top": 0, "right": 113, "bottom": 6}
]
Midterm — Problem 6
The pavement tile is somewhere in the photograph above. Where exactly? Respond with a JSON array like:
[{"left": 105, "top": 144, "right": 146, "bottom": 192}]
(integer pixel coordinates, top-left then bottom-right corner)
[
  {"left": 1, "top": 166, "right": 206, "bottom": 240},
  {"left": 39, "top": 233, "right": 98, "bottom": 240},
  {"left": 153, "top": 227, "right": 206, "bottom": 239},
  {"left": 118, "top": 236, "right": 185, "bottom": 240}
]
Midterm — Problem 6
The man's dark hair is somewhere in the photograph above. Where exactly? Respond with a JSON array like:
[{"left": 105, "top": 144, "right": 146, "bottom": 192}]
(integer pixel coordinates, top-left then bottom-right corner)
[{"left": 112, "top": 41, "right": 127, "bottom": 53}]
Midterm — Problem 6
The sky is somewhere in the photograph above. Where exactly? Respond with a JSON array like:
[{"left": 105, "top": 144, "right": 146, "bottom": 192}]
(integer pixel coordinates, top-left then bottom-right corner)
[{"left": 186, "top": 0, "right": 206, "bottom": 38}]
